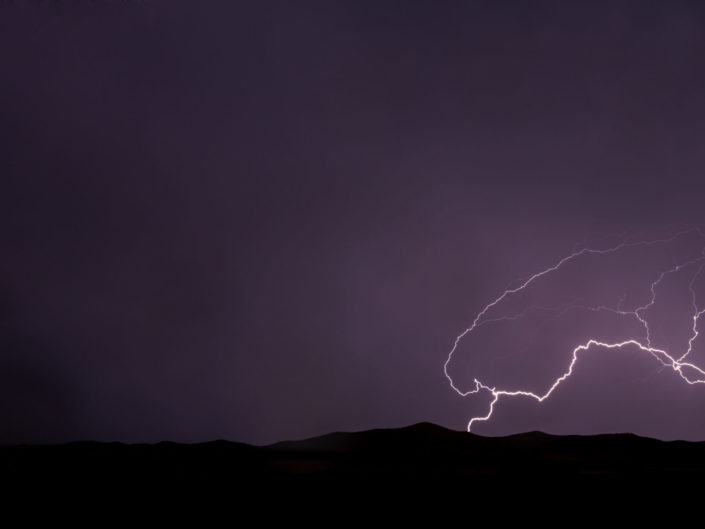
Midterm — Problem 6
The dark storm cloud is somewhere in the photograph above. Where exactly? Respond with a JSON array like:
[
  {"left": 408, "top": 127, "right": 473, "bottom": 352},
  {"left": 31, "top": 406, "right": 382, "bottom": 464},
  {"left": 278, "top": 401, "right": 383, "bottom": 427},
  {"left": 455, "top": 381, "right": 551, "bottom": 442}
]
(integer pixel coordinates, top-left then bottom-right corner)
[{"left": 2, "top": 1, "right": 705, "bottom": 443}]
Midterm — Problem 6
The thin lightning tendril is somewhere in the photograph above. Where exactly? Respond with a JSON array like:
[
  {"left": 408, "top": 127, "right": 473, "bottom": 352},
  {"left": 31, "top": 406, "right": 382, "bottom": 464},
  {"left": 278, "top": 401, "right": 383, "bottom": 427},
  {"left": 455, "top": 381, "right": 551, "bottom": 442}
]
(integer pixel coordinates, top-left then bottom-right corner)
[{"left": 444, "top": 227, "right": 705, "bottom": 432}]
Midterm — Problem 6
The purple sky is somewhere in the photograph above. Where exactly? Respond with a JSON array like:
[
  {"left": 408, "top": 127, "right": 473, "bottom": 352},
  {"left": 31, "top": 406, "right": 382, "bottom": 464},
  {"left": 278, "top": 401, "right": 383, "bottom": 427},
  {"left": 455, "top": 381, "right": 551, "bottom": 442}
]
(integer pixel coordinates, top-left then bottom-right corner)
[{"left": 3, "top": 1, "right": 705, "bottom": 444}]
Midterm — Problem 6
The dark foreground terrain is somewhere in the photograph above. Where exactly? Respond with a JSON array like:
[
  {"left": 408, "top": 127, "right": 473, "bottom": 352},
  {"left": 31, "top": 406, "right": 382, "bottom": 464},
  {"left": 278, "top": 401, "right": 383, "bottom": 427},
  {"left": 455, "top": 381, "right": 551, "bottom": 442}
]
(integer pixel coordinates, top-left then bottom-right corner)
[
  {"left": 4, "top": 423, "right": 705, "bottom": 486},
  {"left": 6, "top": 422, "right": 705, "bottom": 518}
]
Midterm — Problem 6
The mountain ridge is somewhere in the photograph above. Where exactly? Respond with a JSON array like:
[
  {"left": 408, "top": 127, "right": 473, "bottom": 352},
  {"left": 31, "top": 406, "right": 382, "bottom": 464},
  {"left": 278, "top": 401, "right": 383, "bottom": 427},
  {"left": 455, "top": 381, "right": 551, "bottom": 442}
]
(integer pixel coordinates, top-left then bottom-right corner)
[{"left": 4, "top": 421, "right": 705, "bottom": 489}]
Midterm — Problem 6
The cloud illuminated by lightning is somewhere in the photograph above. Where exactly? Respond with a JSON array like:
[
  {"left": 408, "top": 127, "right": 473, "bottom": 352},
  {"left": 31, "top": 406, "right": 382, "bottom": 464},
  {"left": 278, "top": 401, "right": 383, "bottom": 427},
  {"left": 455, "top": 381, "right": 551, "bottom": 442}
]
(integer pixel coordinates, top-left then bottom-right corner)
[{"left": 444, "top": 227, "right": 705, "bottom": 432}]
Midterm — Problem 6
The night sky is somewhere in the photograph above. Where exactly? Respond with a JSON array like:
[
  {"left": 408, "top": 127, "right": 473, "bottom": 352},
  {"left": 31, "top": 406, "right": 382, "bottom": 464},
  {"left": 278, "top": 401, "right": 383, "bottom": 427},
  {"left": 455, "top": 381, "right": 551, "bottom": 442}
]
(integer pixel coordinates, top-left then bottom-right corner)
[{"left": 3, "top": 1, "right": 705, "bottom": 445}]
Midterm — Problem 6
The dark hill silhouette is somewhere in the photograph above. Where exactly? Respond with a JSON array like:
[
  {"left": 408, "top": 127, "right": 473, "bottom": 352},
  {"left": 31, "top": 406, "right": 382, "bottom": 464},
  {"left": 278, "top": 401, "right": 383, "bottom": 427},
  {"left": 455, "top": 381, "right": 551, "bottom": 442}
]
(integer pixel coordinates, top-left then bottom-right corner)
[{"left": 4, "top": 423, "right": 705, "bottom": 497}]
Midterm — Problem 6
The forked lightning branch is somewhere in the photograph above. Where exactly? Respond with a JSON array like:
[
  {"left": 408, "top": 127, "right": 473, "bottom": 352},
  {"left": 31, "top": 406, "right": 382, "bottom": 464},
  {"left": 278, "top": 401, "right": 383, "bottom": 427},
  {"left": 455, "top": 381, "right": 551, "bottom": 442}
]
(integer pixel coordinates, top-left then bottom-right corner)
[{"left": 444, "top": 227, "right": 705, "bottom": 432}]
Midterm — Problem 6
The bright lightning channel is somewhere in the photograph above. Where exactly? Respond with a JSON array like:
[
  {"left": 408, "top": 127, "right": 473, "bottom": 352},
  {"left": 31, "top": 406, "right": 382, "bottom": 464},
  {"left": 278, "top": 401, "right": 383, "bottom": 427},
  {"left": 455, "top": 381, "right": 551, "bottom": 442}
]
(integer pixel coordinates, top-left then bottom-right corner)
[{"left": 444, "top": 227, "right": 705, "bottom": 432}]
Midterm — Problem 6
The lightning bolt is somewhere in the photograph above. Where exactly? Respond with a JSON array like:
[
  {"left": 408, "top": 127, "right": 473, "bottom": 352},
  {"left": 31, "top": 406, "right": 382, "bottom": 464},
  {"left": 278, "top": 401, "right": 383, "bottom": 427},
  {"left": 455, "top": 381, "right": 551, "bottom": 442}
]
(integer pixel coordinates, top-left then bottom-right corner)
[{"left": 444, "top": 227, "right": 705, "bottom": 432}]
